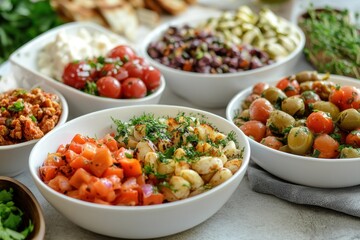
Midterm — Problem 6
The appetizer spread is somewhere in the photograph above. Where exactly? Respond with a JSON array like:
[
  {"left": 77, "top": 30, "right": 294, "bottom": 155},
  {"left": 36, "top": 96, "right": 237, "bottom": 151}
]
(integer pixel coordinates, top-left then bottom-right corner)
[
  {"left": 0, "top": 88, "right": 62, "bottom": 145},
  {"left": 233, "top": 71, "right": 360, "bottom": 158},
  {"left": 39, "top": 113, "right": 244, "bottom": 205}
]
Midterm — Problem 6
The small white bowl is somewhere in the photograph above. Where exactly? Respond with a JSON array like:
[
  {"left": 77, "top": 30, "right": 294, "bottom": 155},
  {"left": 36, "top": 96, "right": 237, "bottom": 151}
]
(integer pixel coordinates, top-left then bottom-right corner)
[
  {"left": 29, "top": 105, "right": 250, "bottom": 239},
  {"left": 226, "top": 74, "right": 360, "bottom": 188},
  {"left": 0, "top": 84, "right": 68, "bottom": 177},
  {"left": 9, "top": 22, "right": 165, "bottom": 117},
  {"left": 140, "top": 15, "right": 305, "bottom": 108}
]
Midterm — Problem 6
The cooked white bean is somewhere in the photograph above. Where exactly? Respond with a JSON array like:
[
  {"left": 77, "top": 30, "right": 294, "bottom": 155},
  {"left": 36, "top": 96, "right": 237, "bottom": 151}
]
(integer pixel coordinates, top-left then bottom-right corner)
[
  {"left": 134, "top": 140, "right": 156, "bottom": 161},
  {"left": 180, "top": 169, "right": 204, "bottom": 190},
  {"left": 224, "top": 159, "right": 242, "bottom": 174},
  {"left": 133, "top": 124, "right": 146, "bottom": 141},
  {"left": 144, "top": 152, "right": 159, "bottom": 171},
  {"left": 157, "top": 159, "right": 175, "bottom": 175},
  {"left": 209, "top": 168, "right": 233, "bottom": 187},
  {"left": 168, "top": 176, "right": 191, "bottom": 200},
  {"left": 191, "top": 156, "right": 223, "bottom": 175}
]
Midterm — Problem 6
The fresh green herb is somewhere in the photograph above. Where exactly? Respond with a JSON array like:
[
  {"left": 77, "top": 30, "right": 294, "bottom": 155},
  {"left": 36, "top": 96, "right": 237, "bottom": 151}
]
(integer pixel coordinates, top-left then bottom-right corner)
[
  {"left": 125, "top": 152, "right": 133, "bottom": 158},
  {"left": 84, "top": 81, "right": 98, "bottom": 96},
  {"left": 8, "top": 100, "right": 24, "bottom": 112},
  {"left": 312, "top": 149, "right": 321, "bottom": 158},
  {"left": 158, "top": 146, "right": 176, "bottom": 163},
  {"left": 298, "top": 5, "right": 360, "bottom": 79},
  {"left": 0, "top": 188, "right": 34, "bottom": 240},
  {"left": 29, "top": 115, "right": 37, "bottom": 123},
  {"left": 0, "top": 0, "right": 64, "bottom": 63}
]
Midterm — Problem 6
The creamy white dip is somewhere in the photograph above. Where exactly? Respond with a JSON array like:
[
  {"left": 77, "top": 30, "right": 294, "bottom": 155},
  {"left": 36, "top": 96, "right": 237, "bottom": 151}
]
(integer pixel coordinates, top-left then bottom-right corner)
[{"left": 37, "top": 28, "right": 127, "bottom": 81}]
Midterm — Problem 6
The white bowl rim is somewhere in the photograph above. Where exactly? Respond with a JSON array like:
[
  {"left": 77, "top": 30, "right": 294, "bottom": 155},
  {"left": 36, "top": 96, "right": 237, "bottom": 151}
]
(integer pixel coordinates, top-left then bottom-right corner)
[
  {"left": 226, "top": 73, "right": 360, "bottom": 162},
  {"left": 141, "top": 12, "right": 305, "bottom": 78},
  {"left": 30, "top": 104, "right": 250, "bottom": 211},
  {"left": 9, "top": 22, "right": 166, "bottom": 104},
  {"left": 0, "top": 83, "right": 69, "bottom": 150}
]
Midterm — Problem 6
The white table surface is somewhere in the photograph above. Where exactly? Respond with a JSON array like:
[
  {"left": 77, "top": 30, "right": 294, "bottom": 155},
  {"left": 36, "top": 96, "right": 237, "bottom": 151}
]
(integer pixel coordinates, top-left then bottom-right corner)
[{"left": 7, "top": 0, "right": 360, "bottom": 239}]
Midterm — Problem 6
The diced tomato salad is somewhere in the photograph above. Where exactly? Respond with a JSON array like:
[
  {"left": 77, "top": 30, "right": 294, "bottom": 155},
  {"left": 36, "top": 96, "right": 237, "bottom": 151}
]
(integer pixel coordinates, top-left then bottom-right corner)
[{"left": 39, "top": 133, "right": 164, "bottom": 206}]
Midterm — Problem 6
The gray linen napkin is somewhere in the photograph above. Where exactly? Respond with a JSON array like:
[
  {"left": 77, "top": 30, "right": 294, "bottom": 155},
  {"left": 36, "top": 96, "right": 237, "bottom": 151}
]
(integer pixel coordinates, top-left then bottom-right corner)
[{"left": 247, "top": 161, "right": 360, "bottom": 218}]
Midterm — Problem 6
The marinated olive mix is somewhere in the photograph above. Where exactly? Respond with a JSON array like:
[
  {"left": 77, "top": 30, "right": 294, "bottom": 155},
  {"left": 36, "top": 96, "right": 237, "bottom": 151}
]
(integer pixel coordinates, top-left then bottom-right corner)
[
  {"left": 233, "top": 71, "right": 360, "bottom": 159},
  {"left": 148, "top": 25, "right": 273, "bottom": 73}
]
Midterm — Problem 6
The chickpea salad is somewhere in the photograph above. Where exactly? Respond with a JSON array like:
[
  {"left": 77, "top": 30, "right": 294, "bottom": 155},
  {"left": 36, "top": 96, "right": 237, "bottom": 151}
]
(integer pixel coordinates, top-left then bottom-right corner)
[
  {"left": 233, "top": 71, "right": 360, "bottom": 159},
  {"left": 39, "top": 113, "right": 244, "bottom": 205}
]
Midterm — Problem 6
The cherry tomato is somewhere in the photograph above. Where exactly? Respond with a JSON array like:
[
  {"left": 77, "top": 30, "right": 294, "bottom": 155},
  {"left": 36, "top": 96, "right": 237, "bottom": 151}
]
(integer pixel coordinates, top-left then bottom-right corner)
[
  {"left": 345, "top": 129, "right": 360, "bottom": 147},
  {"left": 301, "top": 90, "right": 321, "bottom": 106},
  {"left": 133, "top": 57, "right": 149, "bottom": 68},
  {"left": 124, "top": 61, "right": 144, "bottom": 79},
  {"left": 62, "top": 61, "right": 93, "bottom": 89},
  {"left": 329, "top": 85, "right": 360, "bottom": 110},
  {"left": 100, "top": 63, "right": 129, "bottom": 81},
  {"left": 260, "top": 136, "right": 283, "bottom": 150},
  {"left": 249, "top": 98, "right": 273, "bottom": 124},
  {"left": 239, "top": 120, "right": 266, "bottom": 142},
  {"left": 276, "top": 77, "right": 300, "bottom": 97},
  {"left": 107, "top": 45, "right": 136, "bottom": 61},
  {"left": 252, "top": 82, "right": 269, "bottom": 95},
  {"left": 313, "top": 134, "right": 339, "bottom": 158},
  {"left": 96, "top": 76, "right": 121, "bottom": 98},
  {"left": 306, "top": 111, "right": 334, "bottom": 134},
  {"left": 142, "top": 66, "right": 161, "bottom": 91},
  {"left": 121, "top": 78, "right": 147, "bottom": 99}
]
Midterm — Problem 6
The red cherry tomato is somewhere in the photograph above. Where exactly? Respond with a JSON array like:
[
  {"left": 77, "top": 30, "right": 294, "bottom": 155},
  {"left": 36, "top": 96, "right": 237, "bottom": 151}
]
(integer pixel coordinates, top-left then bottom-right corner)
[
  {"left": 345, "top": 129, "right": 360, "bottom": 147},
  {"left": 124, "top": 61, "right": 144, "bottom": 79},
  {"left": 276, "top": 77, "right": 300, "bottom": 97},
  {"left": 329, "top": 85, "right": 360, "bottom": 110},
  {"left": 96, "top": 76, "right": 121, "bottom": 98},
  {"left": 133, "top": 57, "right": 149, "bottom": 68},
  {"left": 301, "top": 90, "right": 321, "bottom": 106},
  {"left": 62, "top": 61, "right": 93, "bottom": 89},
  {"left": 121, "top": 78, "right": 147, "bottom": 99},
  {"left": 306, "top": 111, "right": 334, "bottom": 134},
  {"left": 142, "top": 66, "right": 161, "bottom": 91},
  {"left": 107, "top": 45, "right": 136, "bottom": 62},
  {"left": 252, "top": 82, "right": 269, "bottom": 95},
  {"left": 100, "top": 63, "right": 129, "bottom": 81}
]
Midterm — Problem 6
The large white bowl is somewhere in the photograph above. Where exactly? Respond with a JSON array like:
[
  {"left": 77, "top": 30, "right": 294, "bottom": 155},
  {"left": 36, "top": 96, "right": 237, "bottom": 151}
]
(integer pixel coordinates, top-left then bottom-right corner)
[
  {"left": 9, "top": 22, "right": 165, "bottom": 118},
  {"left": 140, "top": 15, "right": 305, "bottom": 108},
  {"left": 0, "top": 84, "right": 68, "bottom": 176},
  {"left": 226, "top": 74, "right": 360, "bottom": 188},
  {"left": 29, "top": 105, "right": 250, "bottom": 239}
]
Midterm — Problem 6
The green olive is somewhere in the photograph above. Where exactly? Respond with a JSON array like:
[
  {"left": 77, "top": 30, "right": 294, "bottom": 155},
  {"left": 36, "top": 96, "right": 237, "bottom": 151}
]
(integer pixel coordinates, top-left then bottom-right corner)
[
  {"left": 266, "top": 110, "right": 296, "bottom": 135},
  {"left": 312, "top": 101, "right": 340, "bottom": 120},
  {"left": 261, "top": 87, "right": 287, "bottom": 105},
  {"left": 295, "top": 71, "right": 320, "bottom": 83},
  {"left": 237, "top": 109, "right": 250, "bottom": 121},
  {"left": 340, "top": 147, "right": 360, "bottom": 158},
  {"left": 281, "top": 96, "right": 305, "bottom": 117},
  {"left": 287, "top": 126, "right": 314, "bottom": 155},
  {"left": 337, "top": 109, "right": 360, "bottom": 131}
]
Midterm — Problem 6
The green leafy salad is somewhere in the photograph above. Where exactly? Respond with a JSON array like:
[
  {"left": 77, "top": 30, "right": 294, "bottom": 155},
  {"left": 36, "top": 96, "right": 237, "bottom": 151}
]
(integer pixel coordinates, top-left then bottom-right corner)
[{"left": 0, "top": 188, "right": 33, "bottom": 240}]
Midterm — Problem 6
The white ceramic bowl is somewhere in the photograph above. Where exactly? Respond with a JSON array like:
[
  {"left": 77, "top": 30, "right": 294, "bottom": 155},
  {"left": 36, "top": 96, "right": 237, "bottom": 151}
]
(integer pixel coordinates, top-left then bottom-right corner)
[
  {"left": 140, "top": 15, "right": 305, "bottom": 108},
  {"left": 29, "top": 105, "right": 250, "bottom": 239},
  {"left": 226, "top": 74, "right": 360, "bottom": 188},
  {"left": 0, "top": 84, "right": 68, "bottom": 177},
  {"left": 9, "top": 22, "right": 165, "bottom": 118}
]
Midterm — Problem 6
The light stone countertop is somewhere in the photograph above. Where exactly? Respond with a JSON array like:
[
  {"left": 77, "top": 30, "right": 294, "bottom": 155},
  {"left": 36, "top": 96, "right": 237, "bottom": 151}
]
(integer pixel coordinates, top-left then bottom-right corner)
[{"left": 13, "top": 0, "right": 360, "bottom": 239}]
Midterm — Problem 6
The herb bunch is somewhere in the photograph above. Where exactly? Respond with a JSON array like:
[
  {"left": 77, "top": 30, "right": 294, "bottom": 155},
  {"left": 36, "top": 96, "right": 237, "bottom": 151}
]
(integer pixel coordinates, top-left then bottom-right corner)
[
  {"left": 0, "top": 0, "right": 64, "bottom": 63},
  {"left": 298, "top": 6, "right": 360, "bottom": 79}
]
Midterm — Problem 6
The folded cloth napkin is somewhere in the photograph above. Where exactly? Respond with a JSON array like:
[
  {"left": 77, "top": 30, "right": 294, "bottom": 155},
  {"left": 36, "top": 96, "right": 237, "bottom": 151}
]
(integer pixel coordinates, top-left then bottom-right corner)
[{"left": 247, "top": 161, "right": 360, "bottom": 218}]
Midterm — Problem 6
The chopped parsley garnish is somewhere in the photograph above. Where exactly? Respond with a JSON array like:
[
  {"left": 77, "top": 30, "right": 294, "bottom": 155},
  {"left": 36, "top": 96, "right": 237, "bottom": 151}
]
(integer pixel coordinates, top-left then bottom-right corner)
[
  {"left": 0, "top": 188, "right": 34, "bottom": 239},
  {"left": 84, "top": 81, "right": 98, "bottom": 96},
  {"left": 8, "top": 100, "right": 24, "bottom": 112}
]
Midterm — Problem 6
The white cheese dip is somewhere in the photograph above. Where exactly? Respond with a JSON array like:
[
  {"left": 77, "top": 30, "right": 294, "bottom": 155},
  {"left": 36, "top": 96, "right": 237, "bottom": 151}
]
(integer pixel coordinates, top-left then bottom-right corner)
[{"left": 37, "top": 28, "right": 127, "bottom": 81}]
